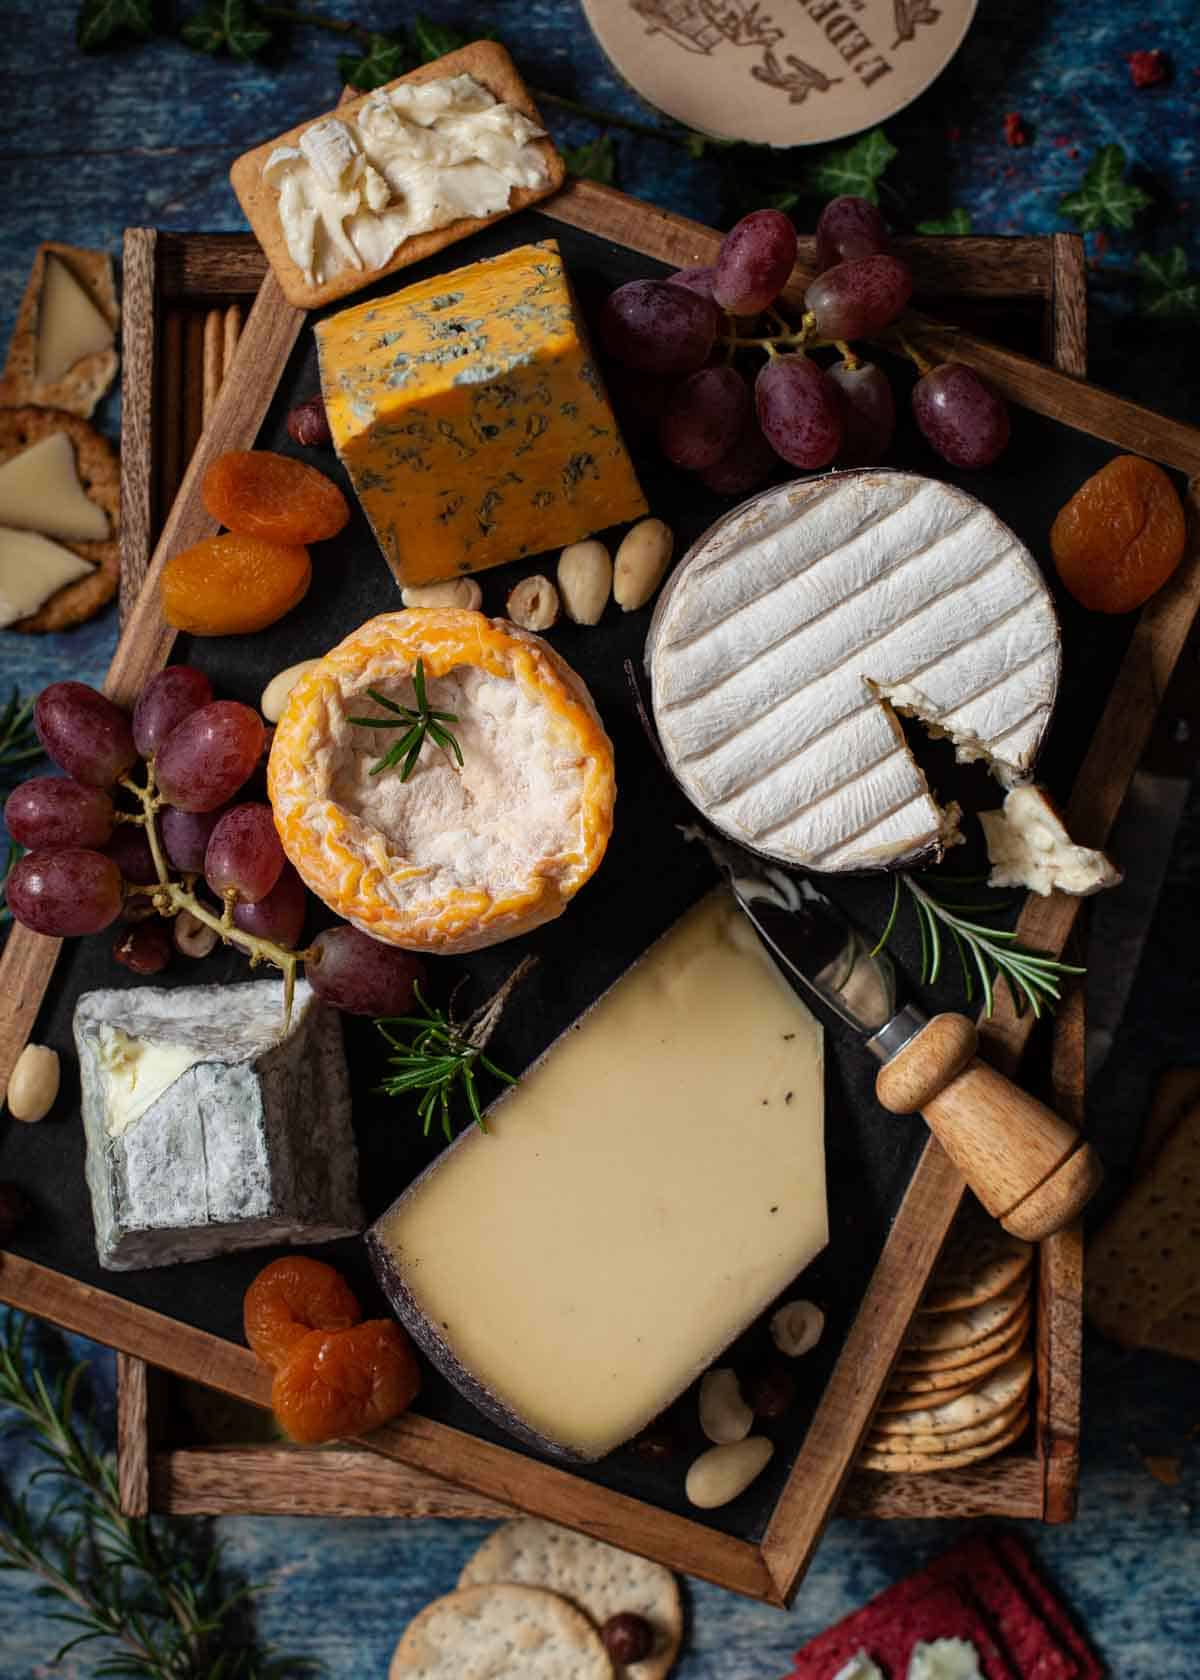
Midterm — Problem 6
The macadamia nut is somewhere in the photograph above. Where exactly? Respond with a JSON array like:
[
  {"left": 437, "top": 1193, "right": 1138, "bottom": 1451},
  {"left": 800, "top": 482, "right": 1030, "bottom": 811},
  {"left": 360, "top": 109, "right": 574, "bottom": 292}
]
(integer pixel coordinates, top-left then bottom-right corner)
[
  {"left": 401, "top": 579, "right": 483, "bottom": 610},
  {"left": 685, "top": 1437, "right": 774, "bottom": 1508},
  {"left": 699, "top": 1367, "right": 753, "bottom": 1444},
  {"left": 614, "top": 518, "right": 673, "bottom": 611},
  {"left": 6, "top": 1044, "right": 60, "bottom": 1123},
  {"left": 557, "top": 540, "right": 612, "bottom": 625},
  {"left": 770, "top": 1299, "right": 825, "bottom": 1358},
  {"left": 507, "top": 575, "right": 560, "bottom": 631},
  {"left": 261, "top": 658, "right": 323, "bottom": 724}
]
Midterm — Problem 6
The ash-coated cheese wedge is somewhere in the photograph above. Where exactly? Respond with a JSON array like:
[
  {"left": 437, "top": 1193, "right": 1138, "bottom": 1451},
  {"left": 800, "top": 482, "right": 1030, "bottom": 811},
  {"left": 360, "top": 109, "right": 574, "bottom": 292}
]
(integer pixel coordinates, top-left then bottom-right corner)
[
  {"left": 367, "top": 892, "right": 826, "bottom": 1460},
  {"left": 647, "top": 471, "right": 1062, "bottom": 874},
  {"left": 316, "top": 239, "right": 646, "bottom": 586},
  {"left": 75, "top": 979, "right": 360, "bottom": 1270},
  {"left": 269, "top": 609, "right": 615, "bottom": 954}
]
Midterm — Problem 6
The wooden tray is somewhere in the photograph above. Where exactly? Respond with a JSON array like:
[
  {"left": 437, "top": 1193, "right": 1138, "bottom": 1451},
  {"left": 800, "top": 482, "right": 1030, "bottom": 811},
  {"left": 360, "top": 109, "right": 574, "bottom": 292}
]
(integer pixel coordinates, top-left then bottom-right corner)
[{"left": 2, "top": 181, "right": 1199, "bottom": 1606}]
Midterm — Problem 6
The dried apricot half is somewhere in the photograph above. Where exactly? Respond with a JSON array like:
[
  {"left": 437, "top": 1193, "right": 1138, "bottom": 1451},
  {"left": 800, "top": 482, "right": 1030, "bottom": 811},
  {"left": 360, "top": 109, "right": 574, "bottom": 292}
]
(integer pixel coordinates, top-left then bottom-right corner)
[
  {"left": 243, "top": 1255, "right": 362, "bottom": 1371},
  {"left": 271, "top": 1319, "right": 421, "bottom": 1444},
  {"left": 161, "top": 533, "right": 311, "bottom": 635},
  {"left": 1051, "top": 455, "right": 1186, "bottom": 614},
  {"left": 203, "top": 450, "right": 349, "bottom": 545}
]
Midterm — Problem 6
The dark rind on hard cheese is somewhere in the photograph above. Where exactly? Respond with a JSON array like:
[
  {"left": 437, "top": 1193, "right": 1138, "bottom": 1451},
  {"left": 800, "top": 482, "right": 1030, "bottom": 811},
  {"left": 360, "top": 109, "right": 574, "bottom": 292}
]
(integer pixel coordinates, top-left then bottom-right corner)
[{"left": 229, "top": 41, "right": 567, "bottom": 311}]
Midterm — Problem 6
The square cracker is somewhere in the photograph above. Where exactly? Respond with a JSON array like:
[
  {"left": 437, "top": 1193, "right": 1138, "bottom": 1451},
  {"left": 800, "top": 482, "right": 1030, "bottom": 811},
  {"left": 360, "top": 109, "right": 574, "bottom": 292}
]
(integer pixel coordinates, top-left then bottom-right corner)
[
  {"left": 0, "top": 244, "right": 119, "bottom": 419},
  {"left": 230, "top": 41, "right": 566, "bottom": 311}
]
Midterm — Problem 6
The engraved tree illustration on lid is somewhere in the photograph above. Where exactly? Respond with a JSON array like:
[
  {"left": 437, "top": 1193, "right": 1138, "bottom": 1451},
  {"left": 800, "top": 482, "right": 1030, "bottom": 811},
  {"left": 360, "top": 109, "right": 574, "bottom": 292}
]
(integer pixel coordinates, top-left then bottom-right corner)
[
  {"left": 752, "top": 47, "right": 843, "bottom": 103},
  {"left": 631, "top": 0, "right": 783, "bottom": 55}
]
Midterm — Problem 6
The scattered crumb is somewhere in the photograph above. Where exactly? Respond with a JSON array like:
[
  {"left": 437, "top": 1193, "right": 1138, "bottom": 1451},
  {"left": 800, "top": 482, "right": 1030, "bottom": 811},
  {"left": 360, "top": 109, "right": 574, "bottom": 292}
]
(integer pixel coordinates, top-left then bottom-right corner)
[
  {"left": 1004, "top": 111, "right": 1030, "bottom": 147},
  {"left": 1127, "top": 49, "right": 1169, "bottom": 87}
]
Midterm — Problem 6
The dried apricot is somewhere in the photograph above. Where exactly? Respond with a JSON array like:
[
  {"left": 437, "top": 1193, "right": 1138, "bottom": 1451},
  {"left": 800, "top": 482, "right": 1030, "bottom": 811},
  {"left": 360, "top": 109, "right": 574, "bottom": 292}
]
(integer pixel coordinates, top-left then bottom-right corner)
[
  {"left": 161, "top": 533, "right": 311, "bottom": 635},
  {"left": 271, "top": 1319, "right": 421, "bottom": 1444},
  {"left": 243, "top": 1256, "right": 362, "bottom": 1371},
  {"left": 1051, "top": 455, "right": 1186, "bottom": 614},
  {"left": 202, "top": 450, "right": 349, "bottom": 544}
]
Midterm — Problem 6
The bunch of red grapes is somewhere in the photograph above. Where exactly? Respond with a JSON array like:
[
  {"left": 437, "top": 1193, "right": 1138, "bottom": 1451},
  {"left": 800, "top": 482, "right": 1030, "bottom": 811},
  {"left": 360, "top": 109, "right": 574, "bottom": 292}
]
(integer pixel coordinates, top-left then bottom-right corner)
[
  {"left": 3, "top": 673, "right": 423, "bottom": 1017},
  {"left": 599, "top": 197, "right": 1011, "bottom": 493}
]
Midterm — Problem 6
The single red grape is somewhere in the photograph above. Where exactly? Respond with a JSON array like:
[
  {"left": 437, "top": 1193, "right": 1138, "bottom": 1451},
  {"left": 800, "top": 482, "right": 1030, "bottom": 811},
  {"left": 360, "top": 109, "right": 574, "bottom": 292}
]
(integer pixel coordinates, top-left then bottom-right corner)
[
  {"left": 6, "top": 848, "right": 123, "bottom": 936},
  {"left": 205, "top": 803, "right": 285, "bottom": 904},
  {"left": 306, "top": 926, "right": 425, "bottom": 1016},
  {"left": 700, "top": 416, "right": 782, "bottom": 496},
  {"left": 598, "top": 280, "right": 719, "bottom": 375},
  {"left": 815, "top": 196, "right": 890, "bottom": 271},
  {"left": 132, "top": 666, "right": 214, "bottom": 758},
  {"left": 33, "top": 683, "right": 137, "bottom": 787},
  {"left": 103, "top": 824, "right": 158, "bottom": 886},
  {"left": 912, "top": 362, "right": 1011, "bottom": 468},
  {"left": 4, "top": 778, "right": 115, "bottom": 850},
  {"left": 160, "top": 805, "right": 226, "bottom": 873},
  {"left": 804, "top": 255, "right": 913, "bottom": 341},
  {"left": 755, "top": 356, "right": 842, "bottom": 469},
  {"left": 155, "top": 702, "right": 265, "bottom": 813},
  {"left": 113, "top": 920, "right": 172, "bottom": 974},
  {"left": 658, "top": 366, "right": 751, "bottom": 470},
  {"left": 713, "top": 210, "right": 798, "bottom": 316},
  {"left": 233, "top": 862, "right": 308, "bottom": 947},
  {"left": 829, "top": 360, "right": 896, "bottom": 465}
]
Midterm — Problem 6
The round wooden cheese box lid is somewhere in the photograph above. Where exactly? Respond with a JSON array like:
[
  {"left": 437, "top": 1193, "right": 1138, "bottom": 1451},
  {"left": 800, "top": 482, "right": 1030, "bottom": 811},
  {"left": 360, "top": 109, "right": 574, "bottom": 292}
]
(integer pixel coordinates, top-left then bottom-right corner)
[{"left": 580, "top": 0, "right": 978, "bottom": 147}]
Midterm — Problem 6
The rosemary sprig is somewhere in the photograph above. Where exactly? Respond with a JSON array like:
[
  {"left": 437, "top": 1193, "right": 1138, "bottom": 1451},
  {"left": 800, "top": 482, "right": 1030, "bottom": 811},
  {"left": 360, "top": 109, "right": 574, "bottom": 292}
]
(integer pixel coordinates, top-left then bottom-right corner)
[
  {"left": 0, "top": 1312, "right": 315, "bottom": 1677},
  {"left": 873, "top": 873, "right": 1085, "bottom": 1019},
  {"left": 347, "top": 660, "right": 464, "bottom": 781},
  {"left": 376, "top": 959, "right": 535, "bottom": 1142},
  {"left": 0, "top": 688, "right": 42, "bottom": 776}
]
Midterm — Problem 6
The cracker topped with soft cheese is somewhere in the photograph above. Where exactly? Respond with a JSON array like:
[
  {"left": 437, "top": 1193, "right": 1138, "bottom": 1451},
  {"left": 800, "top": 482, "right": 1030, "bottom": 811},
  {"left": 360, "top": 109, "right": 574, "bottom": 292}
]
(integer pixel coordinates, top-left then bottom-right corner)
[{"left": 268, "top": 609, "right": 615, "bottom": 954}]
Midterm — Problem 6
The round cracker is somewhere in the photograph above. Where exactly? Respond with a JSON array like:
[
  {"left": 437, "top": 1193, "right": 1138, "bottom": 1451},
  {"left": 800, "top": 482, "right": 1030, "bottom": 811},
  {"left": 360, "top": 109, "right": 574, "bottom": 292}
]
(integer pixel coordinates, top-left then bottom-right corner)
[
  {"left": 0, "top": 406, "right": 119, "bottom": 631},
  {"left": 390, "top": 1583, "right": 612, "bottom": 1680},
  {"left": 873, "top": 1352, "right": 1034, "bottom": 1434},
  {"left": 858, "top": 1411, "right": 1029, "bottom": 1474},
  {"left": 921, "top": 1207, "right": 1033, "bottom": 1315},
  {"left": 459, "top": 1518, "right": 680, "bottom": 1680},
  {"left": 866, "top": 1397, "right": 1027, "bottom": 1456},
  {"left": 877, "top": 1375, "right": 978, "bottom": 1414},
  {"left": 904, "top": 1275, "right": 1029, "bottom": 1352},
  {"left": 884, "top": 1334, "right": 1027, "bottom": 1395},
  {"left": 896, "top": 1305, "right": 1030, "bottom": 1374}
]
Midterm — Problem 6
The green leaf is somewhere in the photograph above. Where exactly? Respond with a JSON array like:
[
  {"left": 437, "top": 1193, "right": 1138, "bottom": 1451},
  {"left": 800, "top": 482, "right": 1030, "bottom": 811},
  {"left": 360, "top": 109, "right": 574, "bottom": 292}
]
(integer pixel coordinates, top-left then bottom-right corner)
[
  {"left": 75, "top": 0, "right": 153, "bottom": 51},
  {"left": 916, "top": 207, "right": 973, "bottom": 235},
  {"left": 800, "top": 127, "right": 897, "bottom": 207},
  {"left": 180, "top": 0, "right": 272, "bottom": 58},
  {"left": 338, "top": 31, "right": 409, "bottom": 91},
  {"left": 1137, "top": 247, "right": 1200, "bottom": 321},
  {"left": 563, "top": 135, "right": 616, "bottom": 184},
  {"left": 411, "top": 14, "right": 471, "bottom": 61},
  {"left": 1058, "top": 144, "right": 1152, "bottom": 232}
]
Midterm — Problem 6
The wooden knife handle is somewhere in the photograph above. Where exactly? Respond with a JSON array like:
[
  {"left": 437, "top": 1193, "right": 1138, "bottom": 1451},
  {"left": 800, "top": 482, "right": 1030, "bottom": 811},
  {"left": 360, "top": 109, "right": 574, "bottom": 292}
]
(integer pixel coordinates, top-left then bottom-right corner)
[{"left": 874, "top": 1013, "right": 1102, "bottom": 1240}]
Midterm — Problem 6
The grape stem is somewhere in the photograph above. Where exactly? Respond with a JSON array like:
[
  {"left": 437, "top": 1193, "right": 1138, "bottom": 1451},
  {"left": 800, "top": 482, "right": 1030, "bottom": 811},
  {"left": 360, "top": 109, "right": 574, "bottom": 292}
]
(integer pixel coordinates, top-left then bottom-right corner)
[
  {"left": 118, "top": 767, "right": 308, "bottom": 1027},
  {"left": 718, "top": 310, "right": 829, "bottom": 352},
  {"left": 898, "top": 335, "right": 934, "bottom": 377}
]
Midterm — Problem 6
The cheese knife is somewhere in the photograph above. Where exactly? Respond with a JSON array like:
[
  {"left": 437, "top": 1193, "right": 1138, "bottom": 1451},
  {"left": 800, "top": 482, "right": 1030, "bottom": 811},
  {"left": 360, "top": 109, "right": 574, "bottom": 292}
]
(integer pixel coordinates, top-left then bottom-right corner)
[{"left": 693, "top": 831, "right": 1102, "bottom": 1241}]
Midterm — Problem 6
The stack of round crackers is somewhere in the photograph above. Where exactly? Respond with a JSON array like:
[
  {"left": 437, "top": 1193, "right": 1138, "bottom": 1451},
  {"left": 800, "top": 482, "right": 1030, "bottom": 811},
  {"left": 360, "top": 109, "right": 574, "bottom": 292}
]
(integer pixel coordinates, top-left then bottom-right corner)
[
  {"left": 389, "top": 1517, "right": 682, "bottom": 1679},
  {"left": 862, "top": 1201, "right": 1035, "bottom": 1473}
]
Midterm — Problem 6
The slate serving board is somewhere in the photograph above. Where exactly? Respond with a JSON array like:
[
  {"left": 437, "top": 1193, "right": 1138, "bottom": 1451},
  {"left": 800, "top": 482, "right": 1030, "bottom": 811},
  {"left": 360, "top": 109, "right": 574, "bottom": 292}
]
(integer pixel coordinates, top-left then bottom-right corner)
[{"left": 1, "top": 210, "right": 1151, "bottom": 1542}]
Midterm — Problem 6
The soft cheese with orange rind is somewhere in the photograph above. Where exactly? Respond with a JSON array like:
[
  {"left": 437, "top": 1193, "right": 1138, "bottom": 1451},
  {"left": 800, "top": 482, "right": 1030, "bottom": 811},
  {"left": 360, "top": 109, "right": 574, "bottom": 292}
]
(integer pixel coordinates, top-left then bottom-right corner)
[{"left": 268, "top": 609, "right": 615, "bottom": 954}]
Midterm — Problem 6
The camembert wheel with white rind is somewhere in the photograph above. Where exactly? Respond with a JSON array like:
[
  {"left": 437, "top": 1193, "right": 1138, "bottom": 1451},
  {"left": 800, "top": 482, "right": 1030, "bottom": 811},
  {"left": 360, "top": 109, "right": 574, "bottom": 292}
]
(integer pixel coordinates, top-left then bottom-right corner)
[
  {"left": 647, "top": 470, "right": 1061, "bottom": 874},
  {"left": 268, "top": 609, "right": 615, "bottom": 954}
]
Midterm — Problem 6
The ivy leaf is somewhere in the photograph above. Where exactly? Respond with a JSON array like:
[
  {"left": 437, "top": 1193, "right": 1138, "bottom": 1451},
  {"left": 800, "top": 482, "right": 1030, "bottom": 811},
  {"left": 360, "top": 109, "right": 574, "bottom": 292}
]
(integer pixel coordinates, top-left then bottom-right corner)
[
  {"left": 800, "top": 127, "right": 897, "bottom": 207},
  {"left": 180, "top": 0, "right": 272, "bottom": 59},
  {"left": 411, "top": 15, "right": 471, "bottom": 62},
  {"left": 339, "top": 32, "right": 410, "bottom": 91},
  {"left": 1137, "top": 248, "right": 1200, "bottom": 321},
  {"left": 76, "top": 0, "right": 153, "bottom": 50},
  {"left": 563, "top": 135, "right": 617, "bottom": 185},
  {"left": 916, "top": 207, "right": 973, "bottom": 235},
  {"left": 1058, "top": 144, "right": 1152, "bottom": 232}
]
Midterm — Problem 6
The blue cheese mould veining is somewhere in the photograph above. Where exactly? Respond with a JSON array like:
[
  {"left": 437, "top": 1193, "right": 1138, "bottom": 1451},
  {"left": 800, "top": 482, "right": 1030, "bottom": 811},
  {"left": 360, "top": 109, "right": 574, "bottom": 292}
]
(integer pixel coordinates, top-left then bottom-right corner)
[{"left": 316, "top": 239, "right": 647, "bottom": 586}]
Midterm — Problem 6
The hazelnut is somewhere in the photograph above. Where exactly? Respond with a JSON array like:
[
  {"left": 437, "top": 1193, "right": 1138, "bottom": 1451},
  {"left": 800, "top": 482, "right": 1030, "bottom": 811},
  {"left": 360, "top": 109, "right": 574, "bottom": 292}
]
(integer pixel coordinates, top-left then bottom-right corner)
[
  {"left": 114, "top": 921, "right": 172, "bottom": 975},
  {"left": 173, "top": 909, "right": 218, "bottom": 959},
  {"left": 286, "top": 395, "right": 332, "bottom": 448},
  {"left": 0, "top": 1183, "right": 33, "bottom": 1245},
  {"left": 506, "top": 575, "right": 560, "bottom": 632},
  {"left": 745, "top": 1361, "right": 798, "bottom": 1419},
  {"left": 770, "top": 1299, "right": 825, "bottom": 1358},
  {"left": 632, "top": 1420, "right": 681, "bottom": 1464},
  {"left": 600, "top": 1612, "right": 654, "bottom": 1665}
]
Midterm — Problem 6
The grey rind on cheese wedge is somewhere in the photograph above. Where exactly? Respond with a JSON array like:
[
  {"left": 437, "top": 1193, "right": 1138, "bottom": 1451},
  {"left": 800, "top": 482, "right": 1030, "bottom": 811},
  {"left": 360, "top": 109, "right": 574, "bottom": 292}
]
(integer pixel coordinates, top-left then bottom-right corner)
[
  {"left": 75, "top": 978, "right": 360, "bottom": 1270},
  {"left": 367, "top": 892, "right": 826, "bottom": 1461},
  {"left": 647, "top": 470, "right": 1062, "bottom": 875}
]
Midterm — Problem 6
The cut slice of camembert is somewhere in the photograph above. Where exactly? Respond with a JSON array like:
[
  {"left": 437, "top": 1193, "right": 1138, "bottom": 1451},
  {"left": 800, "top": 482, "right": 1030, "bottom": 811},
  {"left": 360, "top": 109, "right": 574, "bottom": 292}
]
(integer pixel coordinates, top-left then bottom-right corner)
[
  {"left": 647, "top": 471, "right": 1062, "bottom": 874},
  {"left": 269, "top": 608, "right": 615, "bottom": 954},
  {"left": 367, "top": 892, "right": 826, "bottom": 1461},
  {"left": 979, "top": 786, "right": 1121, "bottom": 897}
]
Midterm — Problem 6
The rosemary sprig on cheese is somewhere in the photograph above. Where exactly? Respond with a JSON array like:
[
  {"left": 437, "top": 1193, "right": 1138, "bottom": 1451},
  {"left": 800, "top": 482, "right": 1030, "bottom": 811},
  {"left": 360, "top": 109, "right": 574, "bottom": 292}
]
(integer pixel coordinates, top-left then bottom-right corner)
[
  {"left": 347, "top": 660, "right": 464, "bottom": 781},
  {"left": 376, "top": 958, "right": 535, "bottom": 1141},
  {"left": 0, "top": 689, "right": 41, "bottom": 776},
  {"left": 874, "top": 873, "right": 1085, "bottom": 1019}
]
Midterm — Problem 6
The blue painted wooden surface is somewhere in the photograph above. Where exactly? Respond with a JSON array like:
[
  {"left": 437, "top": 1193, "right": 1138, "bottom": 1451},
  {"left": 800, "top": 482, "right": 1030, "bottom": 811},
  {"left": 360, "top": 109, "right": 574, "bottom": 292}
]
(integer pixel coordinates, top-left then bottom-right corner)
[{"left": 1, "top": 1, "right": 1198, "bottom": 1673}]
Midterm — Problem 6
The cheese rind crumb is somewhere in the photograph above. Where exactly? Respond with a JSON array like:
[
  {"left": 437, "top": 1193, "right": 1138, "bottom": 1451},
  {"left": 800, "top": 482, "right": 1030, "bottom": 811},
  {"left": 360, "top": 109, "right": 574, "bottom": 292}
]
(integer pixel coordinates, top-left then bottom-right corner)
[{"left": 979, "top": 786, "right": 1121, "bottom": 897}]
